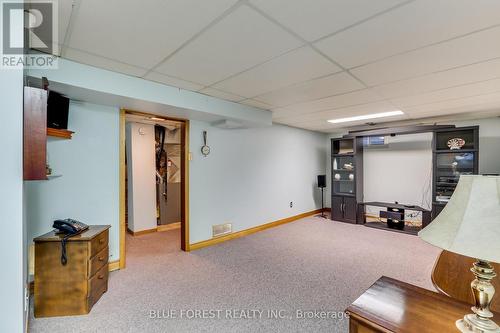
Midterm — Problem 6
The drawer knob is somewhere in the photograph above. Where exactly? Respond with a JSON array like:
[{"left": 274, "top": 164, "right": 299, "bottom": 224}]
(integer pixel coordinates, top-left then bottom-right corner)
[
  {"left": 98, "top": 256, "right": 104, "bottom": 261},
  {"left": 98, "top": 275, "right": 104, "bottom": 279},
  {"left": 99, "top": 239, "right": 104, "bottom": 244}
]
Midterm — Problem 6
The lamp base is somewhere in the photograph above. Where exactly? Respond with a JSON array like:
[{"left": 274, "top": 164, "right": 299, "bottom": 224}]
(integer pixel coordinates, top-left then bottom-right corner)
[
  {"left": 457, "top": 314, "right": 500, "bottom": 333},
  {"left": 456, "top": 260, "right": 500, "bottom": 333}
]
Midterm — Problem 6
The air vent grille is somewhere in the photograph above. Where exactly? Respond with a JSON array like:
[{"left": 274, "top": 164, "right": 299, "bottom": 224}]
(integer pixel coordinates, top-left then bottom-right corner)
[{"left": 212, "top": 223, "right": 232, "bottom": 238}]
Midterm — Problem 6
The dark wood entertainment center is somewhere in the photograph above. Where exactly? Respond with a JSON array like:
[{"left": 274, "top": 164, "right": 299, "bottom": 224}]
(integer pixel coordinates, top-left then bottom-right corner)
[{"left": 330, "top": 125, "right": 479, "bottom": 234}]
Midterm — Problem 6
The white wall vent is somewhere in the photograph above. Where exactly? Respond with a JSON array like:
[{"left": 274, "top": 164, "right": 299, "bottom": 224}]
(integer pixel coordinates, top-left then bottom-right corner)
[{"left": 212, "top": 223, "right": 232, "bottom": 238}]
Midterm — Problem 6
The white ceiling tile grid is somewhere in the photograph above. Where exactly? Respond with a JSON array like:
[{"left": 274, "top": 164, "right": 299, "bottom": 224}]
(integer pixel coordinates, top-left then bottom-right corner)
[
  {"left": 55, "top": 0, "right": 500, "bottom": 132},
  {"left": 249, "top": 0, "right": 407, "bottom": 42},
  {"left": 351, "top": 26, "right": 500, "bottom": 87},
  {"left": 66, "top": 0, "right": 239, "bottom": 69},
  {"left": 315, "top": 0, "right": 500, "bottom": 69},
  {"left": 212, "top": 46, "right": 341, "bottom": 98},
  {"left": 255, "top": 72, "right": 365, "bottom": 107},
  {"left": 154, "top": 5, "right": 303, "bottom": 85}
]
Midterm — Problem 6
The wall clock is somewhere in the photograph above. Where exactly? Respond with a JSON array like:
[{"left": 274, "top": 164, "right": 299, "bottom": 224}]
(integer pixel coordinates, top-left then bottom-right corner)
[{"left": 201, "top": 130, "right": 210, "bottom": 157}]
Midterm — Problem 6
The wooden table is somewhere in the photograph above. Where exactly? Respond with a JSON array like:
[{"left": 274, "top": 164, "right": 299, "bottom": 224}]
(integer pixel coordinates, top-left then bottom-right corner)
[{"left": 346, "top": 276, "right": 500, "bottom": 332}]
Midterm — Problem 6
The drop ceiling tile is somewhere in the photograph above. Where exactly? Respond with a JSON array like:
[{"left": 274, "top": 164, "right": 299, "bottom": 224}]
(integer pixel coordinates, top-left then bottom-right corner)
[
  {"left": 272, "top": 89, "right": 383, "bottom": 119},
  {"left": 249, "top": 0, "right": 405, "bottom": 42},
  {"left": 143, "top": 72, "right": 205, "bottom": 91},
  {"left": 390, "top": 78, "right": 500, "bottom": 108},
  {"left": 67, "top": 0, "right": 238, "bottom": 68},
  {"left": 315, "top": 0, "right": 500, "bottom": 69},
  {"left": 64, "top": 47, "right": 149, "bottom": 77},
  {"left": 199, "top": 88, "right": 245, "bottom": 102},
  {"left": 30, "top": 0, "right": 73, "bottom": 56},
  {"left": 212, "top": 46, "right": 340, "bottom": 98},
  {"left": 256, "top": 72, "right": 364, "bottom": 107},
  {"left": 277, "top": 101, "right": 401, "bottom": 124},
  {"left": 155, "top": 5, "right": 303, "bottom": 86},
  {"left": 240, "top": 99, "right": 273, "bottom": 110},
  {"left": 351, "top": 26, "right": 500, "bottom": 86},
  {"left": 372, "top": 57, "right": 500, "bottom": 99},
  {"left": 403, "top": 92, "right": 500, "bottom": 117}
]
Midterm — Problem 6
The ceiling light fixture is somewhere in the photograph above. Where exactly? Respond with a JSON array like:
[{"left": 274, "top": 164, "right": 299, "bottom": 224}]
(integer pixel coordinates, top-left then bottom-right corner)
[{"left": 327, "top": 110, "right": 404, "bottom": 124}]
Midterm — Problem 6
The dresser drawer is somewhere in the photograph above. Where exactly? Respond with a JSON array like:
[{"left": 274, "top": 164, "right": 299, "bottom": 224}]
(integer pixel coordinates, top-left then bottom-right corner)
[
  {"left": 89, "top": 246, "right": 108, "bottom": 278},
  {"left": 90, "top": 229, "right": 108, "bottom": 257},
  {"left": 88, "top": 264, "right": 108, "bottom": 309}
]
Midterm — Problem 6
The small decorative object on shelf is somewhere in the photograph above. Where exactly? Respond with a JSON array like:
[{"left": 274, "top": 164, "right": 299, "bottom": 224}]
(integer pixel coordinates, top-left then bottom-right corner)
[
  {"left": 344, "top": 163, "right": 354, "bottom": 170},
  {"left": 349, "top": 174, "right": 354, "bottom": 180},
  {"left": 334, "top": 173, "right": 341, "bottom": 180},
  {"left": 447, "top": 137, "right": 466, "bottom": 150}
]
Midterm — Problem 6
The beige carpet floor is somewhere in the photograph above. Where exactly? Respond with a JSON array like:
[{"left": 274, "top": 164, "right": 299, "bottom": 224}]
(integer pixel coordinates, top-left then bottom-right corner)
[{"left": 29, "top": 217, "right": 441, "bottom": 333}]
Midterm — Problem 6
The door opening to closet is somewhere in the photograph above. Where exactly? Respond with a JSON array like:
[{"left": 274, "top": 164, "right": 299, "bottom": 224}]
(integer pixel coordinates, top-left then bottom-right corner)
[{"left": 120, "top": 110, "right": 189, "bottom": 268}]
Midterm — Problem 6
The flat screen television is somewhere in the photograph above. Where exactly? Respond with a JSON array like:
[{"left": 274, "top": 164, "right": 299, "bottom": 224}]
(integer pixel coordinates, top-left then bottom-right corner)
[{"left": 47, "top": 91, "right": 69, "bottom": 129}]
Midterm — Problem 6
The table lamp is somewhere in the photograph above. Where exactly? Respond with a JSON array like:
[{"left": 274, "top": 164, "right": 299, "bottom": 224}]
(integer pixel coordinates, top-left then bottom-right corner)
[{"left": 419, "top": 175, "right": 500, "bottom": 333}]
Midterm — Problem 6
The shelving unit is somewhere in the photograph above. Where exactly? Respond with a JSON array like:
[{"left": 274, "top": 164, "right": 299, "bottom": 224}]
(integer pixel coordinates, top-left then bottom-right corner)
[
  {"left": 24, "top": 86, "right": 74, "bottom": 180},
  {"left": 47, "top": 127, "right": 74, "bottom": 139},
  {"left": 331, "top": 138, "right": 363, "bottom": 224},
  {"left": 432, "top": 126, "right": 479, "bottom": 219}
]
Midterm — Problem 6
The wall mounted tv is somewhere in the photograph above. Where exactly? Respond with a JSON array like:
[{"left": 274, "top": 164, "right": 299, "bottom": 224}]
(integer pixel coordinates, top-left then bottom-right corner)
[{"left": 47, "top": 91, "right": 70, "bottom": 129}]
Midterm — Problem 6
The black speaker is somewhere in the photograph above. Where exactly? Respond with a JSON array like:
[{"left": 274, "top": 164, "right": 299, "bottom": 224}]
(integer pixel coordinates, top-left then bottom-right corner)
[
  {"left": 47, "top": 91, "right": 70, "bottom": 129},
  {"left": 317, "top": 175, "right": 326, "bottom": 188}
]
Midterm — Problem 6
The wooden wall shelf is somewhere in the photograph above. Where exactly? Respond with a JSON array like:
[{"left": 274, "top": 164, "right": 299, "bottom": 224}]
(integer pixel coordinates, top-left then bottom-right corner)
[{"left": 47, "top": 127, "right": 74, "bottom": 139}]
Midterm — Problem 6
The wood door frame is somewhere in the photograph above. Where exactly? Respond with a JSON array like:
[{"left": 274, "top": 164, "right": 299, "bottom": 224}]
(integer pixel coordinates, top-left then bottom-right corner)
[{"left": 119, "top": 109, "right": 190, "bottom": 269}]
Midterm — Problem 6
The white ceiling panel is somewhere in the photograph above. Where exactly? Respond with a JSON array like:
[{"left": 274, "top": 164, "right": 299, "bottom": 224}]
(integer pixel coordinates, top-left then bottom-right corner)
[
  {"left": 143, "top": 72, "right": 205, "bottom": 92},
  {"left": 155, "top": 5, "right": 303, "bottom": 86},
  {"left": 256, "top": 72, "right": 365, "bottom": 107},
  {"left": 403, "top": 92, "right": 500, "bottom": 117},
  {"left": 212, "top": 46, "right": 340, "bottom": 98},
  {"left": 372, "top": 57, "right": 500, "bottom": 99},
  {"left": 249, "top": 0, "right": 405, "bottom": 42},
  {"left": 67, "top": 0, "right": 238, "bottom": 69},
  {"left": 199, "top": 88, "right": 246, "bottom": 102},
  {"left": 30, "top": 0, "right": 73, "bottom": 56},
  {"left": 351, "top": 26, "right": 500, "bottom": 86},
  {"left": 240, "top": 99, "right": 274, "bottom": 110},
  {"left": 315, "top": 0, "right": 500, "bottom": 69},
  {"left": 64, "top": 48, "right": 149, "bottom": 77},
  {"left": 272, "top": 89, "right": 383, "bottom": 119},
  {"left": 277, "top": 101, "right": 401, "bottom": 123},
  {"left": 391, "top": 78, "right": 500, "bottom": 108}
]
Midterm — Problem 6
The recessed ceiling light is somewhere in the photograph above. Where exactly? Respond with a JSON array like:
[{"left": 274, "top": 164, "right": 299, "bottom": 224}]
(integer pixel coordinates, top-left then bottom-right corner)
[{"left": 327, "top": 110, "right": 404, "bottom": 124}]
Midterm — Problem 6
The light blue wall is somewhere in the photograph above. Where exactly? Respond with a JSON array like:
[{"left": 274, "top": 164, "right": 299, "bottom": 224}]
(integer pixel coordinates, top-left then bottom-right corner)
[
  {"left": 0, "top": 26, "right": 25, "bottom": 333},
  {"left": 189, "top": 121, "right": 327, "bottom": 243},
  {"left": 25, "top": 102, "right": 120, "bottom": 261}
]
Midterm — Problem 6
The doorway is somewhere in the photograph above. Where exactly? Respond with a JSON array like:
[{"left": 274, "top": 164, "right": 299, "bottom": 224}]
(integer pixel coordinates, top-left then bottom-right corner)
[{"left": 118, "top": 109, "right": 189, "bottom": 269}]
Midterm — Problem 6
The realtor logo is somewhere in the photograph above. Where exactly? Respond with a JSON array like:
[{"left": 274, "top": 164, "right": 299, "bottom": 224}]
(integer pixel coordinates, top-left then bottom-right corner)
[{"left": 1, "top": 0, "right": 58, "bottom": 69}]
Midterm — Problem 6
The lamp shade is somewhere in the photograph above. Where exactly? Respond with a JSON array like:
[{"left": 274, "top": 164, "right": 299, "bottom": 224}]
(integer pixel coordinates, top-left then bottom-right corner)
[{"left": 418, "top": 175, "right": 500, "bottom": 263}]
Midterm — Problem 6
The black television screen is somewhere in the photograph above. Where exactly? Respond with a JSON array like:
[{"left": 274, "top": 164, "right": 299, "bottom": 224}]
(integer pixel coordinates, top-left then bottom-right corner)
[{"left": 47, "top": 91, "right": 69, "bottom": 129}]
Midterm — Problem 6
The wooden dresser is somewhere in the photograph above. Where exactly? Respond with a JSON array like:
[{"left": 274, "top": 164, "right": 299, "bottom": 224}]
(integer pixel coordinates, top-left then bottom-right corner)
[
  {"left": 346, "top": 276, "right": 500, "bottom": 333},
  {"left": 34, "top": 225, "right": 111, "bottom": 317}
]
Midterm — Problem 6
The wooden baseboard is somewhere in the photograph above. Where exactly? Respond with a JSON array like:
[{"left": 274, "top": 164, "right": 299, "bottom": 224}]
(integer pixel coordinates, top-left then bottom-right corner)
[
  {"left": 108, "top": 260, "right": 120, "bottom": 272},
  {"left": 128, "top": 223, "right": 181, "bottom": 236},
  {"left": 189, "top": 208, "right": 324, "bottom": 251},
  {"left": 157, "top": 222, "right": 181, "bottom": 232},
  {"left": 127, "top": 227, "right": 157, "bottom": 236}
]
